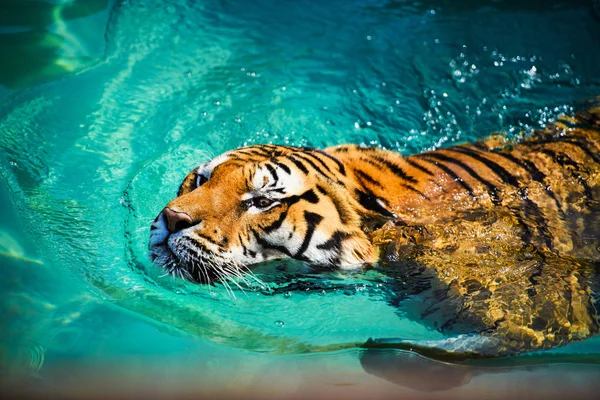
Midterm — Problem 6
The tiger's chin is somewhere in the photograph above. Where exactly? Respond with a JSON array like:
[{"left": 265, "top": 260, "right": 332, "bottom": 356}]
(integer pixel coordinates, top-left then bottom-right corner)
[
  {"left": 149, "top": 232, "right": 241, "bottom": 285},
  {"left": 149, "top": 242, "right": 216, "bottom": 284}
]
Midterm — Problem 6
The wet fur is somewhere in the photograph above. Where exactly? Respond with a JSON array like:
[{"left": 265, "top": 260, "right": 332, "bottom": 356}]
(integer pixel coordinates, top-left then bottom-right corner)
[{"left": 150, "top": 100, "right": 600, "bottom": 356}]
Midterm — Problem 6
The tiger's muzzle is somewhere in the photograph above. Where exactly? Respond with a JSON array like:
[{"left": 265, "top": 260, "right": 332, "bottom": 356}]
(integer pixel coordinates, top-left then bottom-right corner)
[{"left": 148, "top": 208, "right": 231, "bottom": 284}]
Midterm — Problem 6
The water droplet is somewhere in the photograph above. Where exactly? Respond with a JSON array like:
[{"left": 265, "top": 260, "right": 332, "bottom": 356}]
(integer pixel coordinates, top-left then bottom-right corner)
[{"left": 275, "top": 320, "right": 285, "bottom": 327}]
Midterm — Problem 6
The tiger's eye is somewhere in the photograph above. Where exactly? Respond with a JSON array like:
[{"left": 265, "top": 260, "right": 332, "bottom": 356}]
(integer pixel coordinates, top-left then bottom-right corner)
[{"left": 255, "top": 197, "right": 273, "bottom": 208}]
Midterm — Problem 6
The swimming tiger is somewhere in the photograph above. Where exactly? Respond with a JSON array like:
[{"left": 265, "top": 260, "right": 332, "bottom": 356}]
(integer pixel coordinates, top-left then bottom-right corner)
[{"left": 149, "top": 100, "right": 600, "bottom": 357}]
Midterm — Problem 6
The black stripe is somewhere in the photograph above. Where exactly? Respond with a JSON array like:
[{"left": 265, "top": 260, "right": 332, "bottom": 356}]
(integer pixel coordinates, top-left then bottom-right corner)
[
  {"left": 355, "top": 169, "right": 383, "bottom": 188},
  {"left": 196, "top": 233, "right": 223, "bottom": 248},
  {"left": 286, "top": 155, "right": 309, "bottom": 174},
  {"left": 235, "top": 148, "right": 271, "bottom": 156},
  {"left": 261, "top": 209, "right": 289, "bottom": 233},
  {"left": 316, "top": 185, "right": 328, "bottom": 195},
  {"left": 227, "top": 155, "right": 263, "bottom": 163},
  {"left": 540, "top": 149, "right": 593, "bottom": 206},
  {"left": 370, "top": 155, "right": 418, "bottom": 184},
  {"left": 265, "top": 163, "right": 279, "bottom": 181},
  {"left": 355, "top": 189, "right": 395, "bottom": 218},
  {"left": 449, "top": 147, "right": 520, "bottom": 187},
  {"left": 524, "top": 137, "right": 600, "bottom": 163},
  {"left": 294, "top": 152, "right": 333, "bottom": 179},
  {"left": 301, "top": 151, "right": 336, "bottom": 176},
  {"left": 567, "top": 138, "right": 600, "bottom": 163},
  {"left": 240, "top": 235, "right": 248, "bottom": 257},
  {"left": 268, "top": 188, "right": 286, "bottom": 194},
  {"left": 317, "top": 231, "right": 350, "bottom": 264},
  {"left": 317, "top": 185, "right": 351, "bottom": 225},
  {"left": 281, "top": 189, "right": 320, "bottom": 207},
  {"left": 271, "top": 159, "right": 291, "bottom": 174},
  {"left": 404, "top": 157, "right": 435, "bottom": 177},
  {"left": 250, "top": 227, "right": 293, "bottom": 257},
  {"left": 539, "top": 149, "right": 578, "bottom": 168},
  {"left": 415, "top": 156, "right": 475, "bottom": 197},
  {"left": 401, "top": 184, "right": 431, "bottom": 201},
  {"left": 423, "top": 152, "right": 501, "bottom": 204},
  {"left": 295, "top": 211, "right": 323, "bottom": 259},
  {"left": 315, "top": 150, "right": 346, "bottom": 175},
  {"left": 491, "top": 150, "right": 565, "bottom": 215},
  {"left": 301, "top": 189, "right": 320, "bottom": 204},
  {"left": 239, "top": 233, "right": 256, "bottom": 259},
  {"left": 331, "top": 146, "right": 350, "bottom": 153},
  {"left": 316, "top": 231, "right": 350, "bottom": 251},
  {"left": 516, "top": 188, "right": 553, "bottom": 249},
  {"left": 491, "top": 150, "right": 546, "bottom": 183},
  {"left": 355, "top": 146, "right": 378, "bottom": 153}
]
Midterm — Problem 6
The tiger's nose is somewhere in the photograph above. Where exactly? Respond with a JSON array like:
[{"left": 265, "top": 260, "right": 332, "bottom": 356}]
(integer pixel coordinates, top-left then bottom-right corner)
[{"left": 162, "top": 207, "right": 194, "bottom": 233}]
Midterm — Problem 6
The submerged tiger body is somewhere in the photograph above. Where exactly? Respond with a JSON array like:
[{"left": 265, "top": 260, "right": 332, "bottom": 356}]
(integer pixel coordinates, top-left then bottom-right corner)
[{"left": 149, "top": 101, "right": 600, "bottom": 356}]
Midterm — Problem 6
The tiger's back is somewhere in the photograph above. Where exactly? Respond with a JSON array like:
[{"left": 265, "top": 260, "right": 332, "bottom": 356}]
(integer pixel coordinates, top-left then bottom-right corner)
[
  {"left": 327, "top": 105, "right": 600, "bottom": 263},
  {"left": 348, "top": 105, "right": 600, "bottom": 355}
]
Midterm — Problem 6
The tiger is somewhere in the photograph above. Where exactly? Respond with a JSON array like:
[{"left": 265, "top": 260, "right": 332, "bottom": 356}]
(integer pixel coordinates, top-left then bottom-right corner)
[{"left": 149, "top": 99, "right": 600, "bottom": 357}]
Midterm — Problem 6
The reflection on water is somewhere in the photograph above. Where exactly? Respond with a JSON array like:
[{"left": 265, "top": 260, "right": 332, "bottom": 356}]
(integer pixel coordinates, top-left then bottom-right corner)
[
  {"left": 1, "top": 0, "right": 600, "bottom": 396},
  {"left": 0, "top": 0, "right": 111, "bottom": 90}
]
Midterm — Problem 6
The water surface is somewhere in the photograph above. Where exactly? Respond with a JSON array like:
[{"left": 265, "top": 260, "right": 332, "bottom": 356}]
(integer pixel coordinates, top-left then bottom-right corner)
[{"left": 1, "top": 0, "right": 600, "bottom": 397}]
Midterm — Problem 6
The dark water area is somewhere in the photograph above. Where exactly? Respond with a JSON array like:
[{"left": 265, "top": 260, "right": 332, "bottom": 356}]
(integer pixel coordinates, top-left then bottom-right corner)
[{"left": 1, "top": 0, "right": 600, "bottom": 398}]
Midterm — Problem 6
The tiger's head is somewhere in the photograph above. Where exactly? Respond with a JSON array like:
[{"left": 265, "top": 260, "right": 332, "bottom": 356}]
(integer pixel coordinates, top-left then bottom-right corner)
[{"left": 149, "top": 145, "right": 396, "bottom": 283}]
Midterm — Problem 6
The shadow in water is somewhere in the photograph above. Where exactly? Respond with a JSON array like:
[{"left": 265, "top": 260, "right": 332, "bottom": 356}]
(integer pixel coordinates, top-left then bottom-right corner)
[
  {"left": 359, "top": 347, "right": 600, "bottom": 392},
  {"left": 360, "top": 349, "right": 475, "bottom": 392}
]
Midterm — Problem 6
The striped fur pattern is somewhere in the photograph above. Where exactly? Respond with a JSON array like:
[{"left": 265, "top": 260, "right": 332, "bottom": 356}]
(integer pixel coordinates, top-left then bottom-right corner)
[{"left": 149, "top": 102, "right": 600, "bottom": 355}]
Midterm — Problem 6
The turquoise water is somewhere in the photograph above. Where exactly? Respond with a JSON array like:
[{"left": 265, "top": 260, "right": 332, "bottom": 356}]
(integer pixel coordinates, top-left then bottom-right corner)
[{"left": 2, "top": 0, "right": 600, "bottom": 396}]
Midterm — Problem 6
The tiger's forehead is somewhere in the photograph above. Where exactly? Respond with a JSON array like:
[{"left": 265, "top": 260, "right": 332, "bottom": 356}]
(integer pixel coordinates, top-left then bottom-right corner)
[
  {"left": 197, "top": 145, "right": 298, "bottom": 174},
  {"left": 199, "top": 145, "right": 307, "bottom": 195}
]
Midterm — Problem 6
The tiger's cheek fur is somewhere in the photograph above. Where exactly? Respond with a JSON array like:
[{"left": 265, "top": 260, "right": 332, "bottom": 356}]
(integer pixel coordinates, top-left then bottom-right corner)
[{"left": 233, "top": 188, "right": 378, "bottom": 266}]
